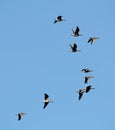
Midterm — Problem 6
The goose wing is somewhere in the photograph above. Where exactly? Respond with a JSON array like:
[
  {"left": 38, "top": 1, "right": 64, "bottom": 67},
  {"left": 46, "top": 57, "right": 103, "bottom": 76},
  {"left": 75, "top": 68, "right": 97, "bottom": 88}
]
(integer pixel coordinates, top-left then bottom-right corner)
[
  {"left": 86, "top": 69, "right": 91, "bottom": 72},
  {"left": 86, "top": 85, "right": 91, "bottom": 93},
  {"left": 57, "top": 16, "right": 62, "bottom": 20},
  {"left": 75, "top": 26, "right": 79, "bottom": 34},
  {"left": 79, "top": 92, "right": 83, "bottom": 100},
  {"left": 43, "top": 102, "right": 49, "bottom": 109},
  {"left": 81, "top": 69, "right": 85, "bottom": 72},
  {"left": 88, "top": 38, "right": 92, "bottom": 43},
  {"left": 69, "top": 44, "right": 73, "bottom": 49},
  {"left": 84, "top": 76, "right": 89, "bottom": 83},
  {"left": 73, "top": 43, "right": 77, "bottom": 51},
  {"left": 18, "top": 113, "right": 22, "bottom": 121},
  {"left": 72, "top": 29, "right": 75, "bottom": 34},
  {"left": 54, "top": 20, "right": 57, "bottom": 23},
  {"left": 82, "top": 69, "right": 91, "bottom": 73},
  {"left": 73, "top": 43, "right": 77, "bottom": 48},
  {"left": 78, "top": 90, "right": 84, "bottom": 100},
  {"left": 44, "top": 93, "right": 49, "bottom": 100}
]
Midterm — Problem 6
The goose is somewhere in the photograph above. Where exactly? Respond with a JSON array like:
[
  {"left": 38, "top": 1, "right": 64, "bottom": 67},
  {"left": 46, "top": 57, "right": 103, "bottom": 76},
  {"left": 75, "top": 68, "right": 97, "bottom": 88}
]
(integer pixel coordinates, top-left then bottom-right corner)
[
  {"left": 69, "top": 43, "right": 80, "bottom": 52},
  {"left": 84, "top": 76, "right": 94, "bottom": 84},
  {"left": 76, "top": 89, "right": 86, "bottom": 100},
  {"left": 16, "top": 112, "right": 27, "bottom": 121},
  {"left": 88, "top": 37, "right": 99, "bottom": 45},
  {"left": 72, "top": 26, "right": 83, "bottom": 37},
  {"left": 54, "top": 16, "right": 65, "bottom": 23},
  {"left": 81, "top": 68, "right": 93, "bottom": 73},
  {"left": 85, "top": 85, "right": 95, "bottom": 93},
  {"left": 43, "top": 93, "right": 53, "bottom": 109}
]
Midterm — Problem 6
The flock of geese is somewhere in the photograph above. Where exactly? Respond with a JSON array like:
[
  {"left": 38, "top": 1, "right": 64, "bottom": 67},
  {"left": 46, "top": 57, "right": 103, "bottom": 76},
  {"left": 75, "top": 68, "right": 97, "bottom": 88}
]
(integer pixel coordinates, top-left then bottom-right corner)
[{"left": 16, "top": 15, "right": 99, "bottom": 121}]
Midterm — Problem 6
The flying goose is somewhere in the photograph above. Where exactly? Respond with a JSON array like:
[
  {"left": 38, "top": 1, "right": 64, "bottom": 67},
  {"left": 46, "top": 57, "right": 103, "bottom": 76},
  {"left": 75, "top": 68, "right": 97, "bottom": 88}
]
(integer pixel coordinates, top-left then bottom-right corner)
[
  {"left": 54, "top": 16, "right": 65, "bottom": 23},
  {"left": 76, "top": 89, "right": 86, "bottom": 100},
  {"left": 81, "top": 68, "right": 93, "bottom": 73},
  {"left": 88, "top": 37, "right": 99, "bottom": 45},
  {"left": 84, "top": 76, "right": 94, "bottom": 84},
  {"left": 43, "top": 93, "right": 53, "bottom": 109},
  {"left": 85, "top": 85, "right": 95, "bottom": 93},
  {"left": 69, "top": 43, "right": 80, "bottom": 52},
  {"left": 72, "top": 26, "right": 83, "bottom": 37},
  {"left": 76, "top": 86, "right": 95, "bottom": 100},
  {"left": 16, "top": 112, "right": 27, "bottom": 121}
]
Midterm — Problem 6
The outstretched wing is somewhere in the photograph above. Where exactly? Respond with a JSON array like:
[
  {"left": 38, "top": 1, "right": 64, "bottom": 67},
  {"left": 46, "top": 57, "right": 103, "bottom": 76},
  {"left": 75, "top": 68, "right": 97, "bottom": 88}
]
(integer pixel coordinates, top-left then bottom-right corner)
[
  {"left": 84, "top": 77, "right": 88, "bottom": 83},
  {"left": 18, "top": 113, "right": 22, "bottom": 121},
  {"left": 88, "top": 38, "right": 93, "bottom": 44},
  {"left": 75, "top": 26, "right": 79, "bottom": 34},
  {"left": 69, "top": 44, "right": 73, "bottom": 49},
  {"left": 78, "top": 89, "right": 85, "bottom": 100},
  {"left": 88, "top": 38, "right": 91, "bottom": 43},
  {"left": 57, "top": 16, "right": 62, "bottom": 20},
  {"left": 86, "top": 85, "right": 91, "bottom": 93},
  {"left": 70, "top": 44, "right": 77, "bottom": 52},
  {"left": 82, "top": 68, "right": 91, "bottom": 73},
  {"left": 79, "top": 92, "right": 83, "bottom": 100},
  {"left": 73, "top": 43, "right": 77, "bottom": 49},
  {"left": 43, "top": 102, "right": 49, "bottom": 109},
  {"left": 44, "top": 93, "right": 49, "bottom": 100},
  {"left": 73, "top": 43, "right": 77, "bottom": 51},
  {"left": 54, "top": 20, "right": 57, "bottom": 23}
]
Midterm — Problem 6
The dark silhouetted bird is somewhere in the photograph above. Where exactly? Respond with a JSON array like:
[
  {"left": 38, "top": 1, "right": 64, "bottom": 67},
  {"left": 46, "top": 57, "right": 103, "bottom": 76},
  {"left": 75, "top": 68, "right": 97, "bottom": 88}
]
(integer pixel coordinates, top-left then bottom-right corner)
[
  {"left": 43, "top": 93, "right": 53, "bottom": 109},
  {"left": 76, "top": 89, "right": 85, "bottom": 100},
  {"left": 17, "top": 112, "right": 27, "bottom": 121},
  {"left": 69, "top": 43, "right": 80, "bottom": 52},
  {"left": 85, "top": 85, "right": 95, "bottom": 93},
  {"left": 88, "top": 37, "right": 99, "bottom": 45},
  {"left": 77, "top": 86, "right": 95, "bottom": 100},
  {"left": 72, "top": 26, "right": 83, "bottom": 37},
  {"left": 54, "top": 16, "right": 65, "bottom": 23},
  {"left": 84, "top": 76, "right": 94, "bottom": 84},
  {"left": 81, "top": 68, "right": 93, "bottom": 73}
]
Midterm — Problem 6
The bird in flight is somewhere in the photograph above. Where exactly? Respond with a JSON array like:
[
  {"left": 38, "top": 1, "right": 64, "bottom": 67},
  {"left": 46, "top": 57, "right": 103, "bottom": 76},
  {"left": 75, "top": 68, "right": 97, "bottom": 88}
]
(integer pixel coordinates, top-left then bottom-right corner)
[
  {"left": 77, "top": 89, "right": 86, "bottom": 100},
  {"left": 69, "top": 43, "right": 80, "bottom": 52},
  {"left": 54, "top": 16, "right": 65, "bottom": 24},
  {"left": 76, "top": 86, "right": 95, "bottom": 100},
  {"left": 72, "top": 26, "right": 83, "bottom": 37},
  {"left": 85, "top": 85, "right": 95, "bottom": 93},
  {"left": 84, "top": 76, "right": 94, "bottom": 84},
  {"left": 81, "top": 68, "right": 93, "bottom": 73},
  {"left": 16, "top": 112, "right": 27, "bottom": 121},
  {"left": 88, "top": 37, "right": 99, "bottom": 45},
  {"left": 43, "top": 93, "right": 53, "bottom": 109}
]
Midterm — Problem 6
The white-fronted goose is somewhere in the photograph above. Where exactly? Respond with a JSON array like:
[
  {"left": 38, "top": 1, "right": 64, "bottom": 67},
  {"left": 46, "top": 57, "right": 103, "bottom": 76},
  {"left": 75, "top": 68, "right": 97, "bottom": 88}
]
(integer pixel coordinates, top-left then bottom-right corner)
[
  {"left": 43, "top": 93, "right": 53, "bottom": 109},
  {"left": 88, "top": 37, "right": 99, "bottom": 45},
  {"left": 72, "top": 26, "right": 83, "bottom": 37},
  {"left": 69, "top": 43, "right": 80, "bottom": 52},
  {"left": 54, "top": 16, "right": 65, "bottom": 23}
]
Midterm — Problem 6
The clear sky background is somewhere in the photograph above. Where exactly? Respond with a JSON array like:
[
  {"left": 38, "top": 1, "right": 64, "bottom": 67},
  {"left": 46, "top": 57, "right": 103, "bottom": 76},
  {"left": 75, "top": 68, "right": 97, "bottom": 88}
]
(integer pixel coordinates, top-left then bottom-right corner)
[{"left": 0, "top": 0, "right": 115, "bottom": 129}]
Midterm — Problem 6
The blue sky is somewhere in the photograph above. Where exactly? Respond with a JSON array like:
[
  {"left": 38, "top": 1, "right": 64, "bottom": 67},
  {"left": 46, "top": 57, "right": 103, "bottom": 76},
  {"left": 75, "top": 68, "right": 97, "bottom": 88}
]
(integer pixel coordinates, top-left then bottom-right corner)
[{"left": 0, "top": 0, "right": 115, "bottom": 129}]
